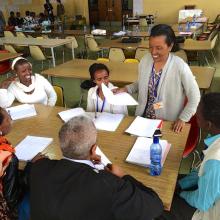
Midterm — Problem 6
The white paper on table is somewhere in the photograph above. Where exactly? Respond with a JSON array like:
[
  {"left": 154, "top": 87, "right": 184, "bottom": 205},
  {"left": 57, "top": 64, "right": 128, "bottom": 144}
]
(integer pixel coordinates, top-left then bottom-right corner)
[
  {"left": 94, "top": 146, "right": 111, "bottom": 170},
  {"left": 102, "top": 83, "right": 138, "bottom": 106},
  {"left": 6, "top": 104, "right": 37, "bottom": 120},
  {"left": 15, "top": 135, "right": 53, "bottom": 161},
  {"left": 125, "top": 116, "right": 162, "bottom": 137},
  {"left": 58, "top": 107, "right": 85, "bottom": 122},
  {"left": 85, "top": 112, "right": 124, "bottom": 132},
  {"left": 126, "top": 137, "right": 171, "bottom": 167}
]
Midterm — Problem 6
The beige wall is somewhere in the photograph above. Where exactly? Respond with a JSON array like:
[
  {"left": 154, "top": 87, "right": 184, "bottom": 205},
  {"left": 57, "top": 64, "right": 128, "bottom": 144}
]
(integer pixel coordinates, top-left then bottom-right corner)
[
  {"left": 142, "top": 0, "right": 220, "bottom": 24},
  {"left": 2, "top": 1, "right": 220, "bottom": 25}
]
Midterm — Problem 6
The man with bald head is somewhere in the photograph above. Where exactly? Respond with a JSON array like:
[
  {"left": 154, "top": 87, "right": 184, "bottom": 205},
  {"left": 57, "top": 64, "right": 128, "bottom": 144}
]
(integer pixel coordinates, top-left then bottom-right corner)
[{"left": 30, "top": 115, "right": 163, "bottom": 220}]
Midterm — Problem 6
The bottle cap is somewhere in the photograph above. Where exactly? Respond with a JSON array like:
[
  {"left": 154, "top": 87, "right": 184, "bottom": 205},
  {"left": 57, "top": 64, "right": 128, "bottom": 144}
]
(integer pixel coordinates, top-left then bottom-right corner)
[{"left": 153, "top": 136, "right": 159, "bottom": 144}]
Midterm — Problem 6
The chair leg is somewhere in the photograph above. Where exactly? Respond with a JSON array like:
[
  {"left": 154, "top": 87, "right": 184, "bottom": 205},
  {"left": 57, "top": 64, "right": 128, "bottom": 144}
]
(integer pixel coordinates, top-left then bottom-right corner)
[{"left": 210, "top": 50, "right": 217, "bottom": 64}]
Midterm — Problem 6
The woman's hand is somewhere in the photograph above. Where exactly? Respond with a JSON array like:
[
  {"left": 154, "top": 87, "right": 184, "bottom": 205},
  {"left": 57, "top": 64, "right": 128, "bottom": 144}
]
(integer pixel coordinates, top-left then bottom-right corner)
[
  {"left": 173, "top": 119, "right": 185, "bottom": 133},
  {"left": 0, "top": 76, "right": 17, "bottom": 89},
  {"left": 112, "top": 87, "right": 128, "bottom": 94}
]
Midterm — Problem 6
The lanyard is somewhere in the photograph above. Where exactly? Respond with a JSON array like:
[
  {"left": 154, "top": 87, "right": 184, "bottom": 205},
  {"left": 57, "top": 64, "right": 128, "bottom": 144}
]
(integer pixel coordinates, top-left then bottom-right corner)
[
  {"left": 150, "top": 64, "right": 162, "bottom": 98},
  {"left": 96, "top": 90, "right": 106, "bottom": 113}
]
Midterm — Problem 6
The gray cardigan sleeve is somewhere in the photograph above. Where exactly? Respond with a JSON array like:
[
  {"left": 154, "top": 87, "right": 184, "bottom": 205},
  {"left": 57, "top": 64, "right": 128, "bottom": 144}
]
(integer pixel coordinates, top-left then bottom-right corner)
[
  {"left": 178, "top": 63, "right": 200, "bottom": 122},
  {"left": 125, "top": 59, "right": 143, "bottom": 94}
]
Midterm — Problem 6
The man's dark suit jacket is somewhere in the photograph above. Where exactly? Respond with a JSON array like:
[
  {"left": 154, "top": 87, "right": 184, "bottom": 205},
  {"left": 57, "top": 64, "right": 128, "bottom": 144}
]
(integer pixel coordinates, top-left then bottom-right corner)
[{"left": 30, "top": 158, "right": 163, "bottom": 220}]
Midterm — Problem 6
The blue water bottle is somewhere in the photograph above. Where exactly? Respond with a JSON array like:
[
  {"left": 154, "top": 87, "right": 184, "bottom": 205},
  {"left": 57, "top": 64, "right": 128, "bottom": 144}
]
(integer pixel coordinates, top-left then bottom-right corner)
[{"left": 150, "top": 136, "right": 162, "bottom": 176}]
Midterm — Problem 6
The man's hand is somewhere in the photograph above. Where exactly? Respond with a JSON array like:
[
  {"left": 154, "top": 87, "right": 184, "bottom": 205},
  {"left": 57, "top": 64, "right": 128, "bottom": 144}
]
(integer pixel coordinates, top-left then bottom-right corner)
[
  {"left": 31, "top": 153, "right": 48, "bottom": 163},
  {"left": 91, "top": 153, "right": 101, "bottom": 165},
  {"left": 173, "top": 119, "right": 185, "bottom": 133},
  {"left": 105, "top": 164, "right": 125, "bottom": 178}
]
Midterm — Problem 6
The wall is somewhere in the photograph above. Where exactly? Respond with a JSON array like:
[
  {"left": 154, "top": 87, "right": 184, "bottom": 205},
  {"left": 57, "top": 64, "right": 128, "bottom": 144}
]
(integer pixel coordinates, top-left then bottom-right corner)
[
  {"left": 2, "top": 0, "right": 76, "bottom": 20},
  {"left": 142, "top": 0, "right": 220, "bottom": 24}
]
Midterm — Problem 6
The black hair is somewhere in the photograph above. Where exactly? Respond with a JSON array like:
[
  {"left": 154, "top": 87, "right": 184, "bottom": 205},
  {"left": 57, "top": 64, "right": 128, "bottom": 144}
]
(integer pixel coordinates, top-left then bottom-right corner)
[
  {"left": 89, "top": 63, "right": 110, "bottom": 80},
  {"left": 14, "top": 59, "right": 30, "bottom": 71},
  {"left": 150, "top": 24, "right": 179, "bottom": 52},
  {"left": 201, "top": 93, "right": 220, "bottom": 129},
  {"left": 10, "top": 11, "right": 15, "bottom": 16},
  {"left": 0, "top": 107, "right": 4, "bottom": 125},
  {"left": 25, "top": 11, "right": 30, "bottom": 16}
]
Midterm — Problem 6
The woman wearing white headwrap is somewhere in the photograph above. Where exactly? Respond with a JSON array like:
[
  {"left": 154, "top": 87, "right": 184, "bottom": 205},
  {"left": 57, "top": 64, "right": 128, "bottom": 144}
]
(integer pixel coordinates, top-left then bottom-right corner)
[{"left": 0, "top": 57, "right": 57, "bottom": 108}]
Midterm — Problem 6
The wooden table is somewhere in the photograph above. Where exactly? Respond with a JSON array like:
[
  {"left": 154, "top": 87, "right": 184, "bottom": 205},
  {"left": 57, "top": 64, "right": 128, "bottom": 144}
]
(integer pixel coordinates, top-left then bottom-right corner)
[
  {"left": 0, "top": 37, "right": 75, "bottom": 67},
  {"left": 0, "top": 52, "right": 22, "bottom": 62},
  {"left": 99, "top": 38, "right": 149, "bottom": 49},
  {"left": 42, "top": 59, "right": 215, "bottom": 91},
  {"left": 6, "top": 104, "right": 190, "bottom": 210}
]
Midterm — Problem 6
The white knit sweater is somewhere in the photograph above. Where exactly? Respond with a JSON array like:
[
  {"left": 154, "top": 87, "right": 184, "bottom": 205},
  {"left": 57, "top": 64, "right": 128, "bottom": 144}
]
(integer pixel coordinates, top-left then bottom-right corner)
[
  {"left": 126, "top": 53, "right": 200, "bottom": 122},
  {"left": 0, "top": 74, "right": 57, "bottom": 108}
]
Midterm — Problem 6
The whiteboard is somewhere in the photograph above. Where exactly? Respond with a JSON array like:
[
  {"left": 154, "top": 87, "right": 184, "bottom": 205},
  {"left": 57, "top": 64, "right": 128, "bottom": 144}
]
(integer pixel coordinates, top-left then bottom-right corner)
[{"left": 133, "top": 0, "right": 143, "bottom": 16}]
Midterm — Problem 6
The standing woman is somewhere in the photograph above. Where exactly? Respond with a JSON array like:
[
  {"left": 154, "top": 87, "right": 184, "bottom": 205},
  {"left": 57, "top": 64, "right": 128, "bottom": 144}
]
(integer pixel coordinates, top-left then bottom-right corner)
[
  {"left": 87, "top": 63, "right": 128, "bottom": 115},
  {"left": 44, "top": 0, "right": 54, "bottom": 22},
  {"left": 115, "top": 24, "right": 200, "bottom": 132},
  {"left": 56, "top": 0, "right": 65, "bottom": 20},
  {"left": 0, "top": 57, "right": 57, "bottom": 108}
]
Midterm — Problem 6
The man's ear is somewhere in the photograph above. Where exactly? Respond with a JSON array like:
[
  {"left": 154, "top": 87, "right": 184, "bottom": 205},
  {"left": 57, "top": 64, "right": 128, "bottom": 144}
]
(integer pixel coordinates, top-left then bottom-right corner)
[{"left": 90, "top": 144, "right": 97, "bottom": 156}]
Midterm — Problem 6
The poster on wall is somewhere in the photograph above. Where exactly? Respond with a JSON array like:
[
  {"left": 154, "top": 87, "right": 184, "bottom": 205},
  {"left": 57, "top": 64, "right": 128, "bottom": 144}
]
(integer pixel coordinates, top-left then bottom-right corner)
[{"left": 133, "top": 0, "right": 143, "bottom": 16}]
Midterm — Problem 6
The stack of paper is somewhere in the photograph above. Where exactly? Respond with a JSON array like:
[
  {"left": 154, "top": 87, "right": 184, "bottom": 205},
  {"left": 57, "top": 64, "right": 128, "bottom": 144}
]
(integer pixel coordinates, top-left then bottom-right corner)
[
  {"left": 126, "top": 116, "right": 162, "bottom": 137},
  {"left": 58, "top": 107, "right": 85, "bottom": 122},
  {"left": 126, "top": 137, "right": 171, "bottom": 167},
  {"left": 15, "top": 135, "right": 53, "bottom": 161},
  {"left": 91, "top": 29, "right": 106, "bottom": 35},
  {"left": 102, "top": 83, "right": 138, "bottom": 106},
  {"left": 94, "top": 146, "right": 111, "bottom": 170},
  {"left": 93, "top": 112, "right": 124, "bottom": 132},
  {"left": 6, "top": 104, "right": 37, "bottom": 120},
  {"left": 113, "top": 31, "right": 126, "bottom": 36}
]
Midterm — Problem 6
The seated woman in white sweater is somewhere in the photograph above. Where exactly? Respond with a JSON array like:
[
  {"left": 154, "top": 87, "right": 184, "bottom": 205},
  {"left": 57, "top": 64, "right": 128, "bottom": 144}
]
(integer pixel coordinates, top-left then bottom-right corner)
[
  {"left": 87, "top": 63, "right": 128, "bottom": 115},
  {"left": 0, "top": 57, "right": 57, "bottom": 108}
]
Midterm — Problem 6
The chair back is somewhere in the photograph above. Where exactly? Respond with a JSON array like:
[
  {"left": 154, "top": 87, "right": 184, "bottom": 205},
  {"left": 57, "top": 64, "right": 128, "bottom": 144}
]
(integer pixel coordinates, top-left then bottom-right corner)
[
  {"left": 4, "top": 31, "right": 14, "bottom": 37},
  {"left": 139, "top": 18, "right": 147, "bottom": 27},
  {"left": 109, "top": 48, "right": 125, "bottom": 62},
  {"left": 29, "top": 46, "right": 46, "bottom": 61},
  {"left": 53, "top": 85, "right": 65, "bottom": 107},
  {"left": 210, "top": 34, "right": 218, "bottom": 49},
  {"left": 124, "top": 59, "right": 139, "bottom": 63},
  {"left": 96, "top": 58, "right": 109, "bottom": 62},
  {"left": 4, "top": 44, "right": 17, "bottom": 53},
  {"left": 86, "top": 37, "right": 100, "bottom": 52},
  {"left": 173, "top": 50, "right": 188, "bottom": 63},
  {"left": 183, "top": 115, "right": 200, "bottom": 158},
  {"left": 135, "top": 47, "right": 149, "bottom": 61},
  {"left": 16, "top": 32, "right": 26, "bottom": 38},
  {"left": 65, "top": 36, "right": 78, "bottom": 49}
]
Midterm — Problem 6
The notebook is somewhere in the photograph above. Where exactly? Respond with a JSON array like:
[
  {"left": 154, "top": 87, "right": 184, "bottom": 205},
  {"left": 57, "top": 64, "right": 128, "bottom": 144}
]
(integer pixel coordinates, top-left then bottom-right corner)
[
  {"left": 125, "top": 116, "right": 162, "bottom": 137},
  {"left": 126, "top": 137, "right": 171, "bottom": 167},
  {"left": 15, "top": 135, "right": 53, "bottom": 161},
  {"left": 6, "top": 104, "right": 37, "bottom": 120}
]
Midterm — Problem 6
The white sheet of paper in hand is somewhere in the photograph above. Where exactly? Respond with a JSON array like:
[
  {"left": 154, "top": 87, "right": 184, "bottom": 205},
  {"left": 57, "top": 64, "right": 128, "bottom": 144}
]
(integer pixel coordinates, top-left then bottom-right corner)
[
  {"left": 126, "top": 116, "right": 162, "bottom": 137},
  {"left": 58, "top": 107, "right": 85, "bottom": 122},
  {"left": 101, "top": 83, "right": 138, "bottom": 106},
  {"left": 94, "top": 146, "right": 111, "bottom": 170},
  {"left": 6, "top": 104, "right": 37, "bottom": 120},
  {"left": 15, "top": 136, "right": 53, "bottom": 161}
]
